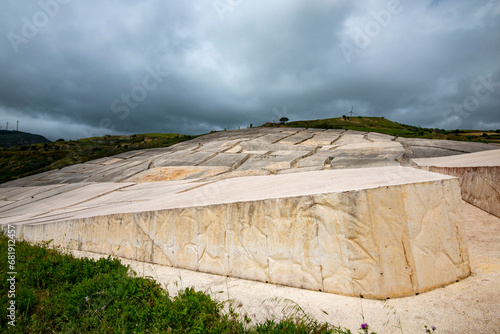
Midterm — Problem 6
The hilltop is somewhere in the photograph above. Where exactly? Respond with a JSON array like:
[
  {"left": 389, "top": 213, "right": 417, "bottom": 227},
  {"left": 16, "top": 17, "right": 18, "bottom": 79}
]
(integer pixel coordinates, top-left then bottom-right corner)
[
  {"left": 0, "top": 130, "right": 51, "bottom": 148},
  {"left": 264, "top": 116, "right": 500, "bottom": 143}
]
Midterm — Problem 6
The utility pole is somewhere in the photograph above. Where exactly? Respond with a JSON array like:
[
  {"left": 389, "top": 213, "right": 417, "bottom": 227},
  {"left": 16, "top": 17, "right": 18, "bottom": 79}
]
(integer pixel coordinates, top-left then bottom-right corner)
[{"left": 5, "top": 122, "right": 8, "bottom": 130}]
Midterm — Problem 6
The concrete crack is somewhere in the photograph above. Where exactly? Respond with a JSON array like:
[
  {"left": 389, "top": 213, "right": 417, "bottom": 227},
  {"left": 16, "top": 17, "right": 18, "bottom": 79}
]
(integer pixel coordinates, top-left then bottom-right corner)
[
  {"left": 322, "top": 157, "right": 333, "bottom": 170},
  {"left": 221, "top": 141, "right": 242, "bottom": 153},
  {"left": 401, "top": 240, "right": 415, "bottom": 289},
  {"left": 229, "top": 154, "right": 251, "bottom": 172},
  {"left": 363, "top": 133, "right": 374, "bottom": 143},
  {"left": 290, "top": 147, "right": 319, "bottom": 168},
  {"left": 195, "top": 152, "right": 220, "bottom": 166},
  {"left": 398, "top": 141, "right": 414, "bottom": 166},
  {"left": 293, "top": 134, "right": 316, "bottom": 145},
  {"left": 272, "top": 131, "right": 299, "bottom": 144},
  {"left": 330, "top": 131, "right": 346, "bottom": 145}
]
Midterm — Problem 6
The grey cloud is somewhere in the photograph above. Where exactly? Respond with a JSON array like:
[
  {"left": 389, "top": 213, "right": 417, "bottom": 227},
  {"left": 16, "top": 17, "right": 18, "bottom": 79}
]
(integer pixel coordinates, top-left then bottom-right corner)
[{"left": 0, "top": 0, "right": 499, "bottom": 141}]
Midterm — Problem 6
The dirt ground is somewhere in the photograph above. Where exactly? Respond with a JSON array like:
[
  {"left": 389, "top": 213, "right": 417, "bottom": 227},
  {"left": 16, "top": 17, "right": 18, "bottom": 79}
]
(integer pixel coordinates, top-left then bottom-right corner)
[{"left": 72, "top": 201, "right": 500, "bottom": 334}]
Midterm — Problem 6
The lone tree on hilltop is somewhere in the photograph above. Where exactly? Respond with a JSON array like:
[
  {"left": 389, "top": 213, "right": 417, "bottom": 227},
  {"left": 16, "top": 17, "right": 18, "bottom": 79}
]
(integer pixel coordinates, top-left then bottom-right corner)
[{"left": 279, "top": 117, "right": 289, "bottom": 124}]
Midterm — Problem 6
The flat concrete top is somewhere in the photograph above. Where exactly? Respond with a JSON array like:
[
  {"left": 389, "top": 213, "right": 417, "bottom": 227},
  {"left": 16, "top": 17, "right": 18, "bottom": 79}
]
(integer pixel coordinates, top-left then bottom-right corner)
[
  {"left": 1, "top": 166, "right": 454, "bottom": 226},
  {"left": 413, "top": 149, "right": 500, "bottom": 168}
]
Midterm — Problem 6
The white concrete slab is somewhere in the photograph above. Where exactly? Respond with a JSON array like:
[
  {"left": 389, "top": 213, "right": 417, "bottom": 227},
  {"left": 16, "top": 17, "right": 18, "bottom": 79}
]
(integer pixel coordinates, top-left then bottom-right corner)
[{"left": 413, "top": 149, "right": 500, "bottom": 167}]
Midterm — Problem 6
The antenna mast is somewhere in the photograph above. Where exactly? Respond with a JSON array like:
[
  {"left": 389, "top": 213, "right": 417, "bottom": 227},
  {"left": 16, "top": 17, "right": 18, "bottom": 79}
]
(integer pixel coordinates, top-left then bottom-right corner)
[{"left": 16, "top": 120, "right": 19, "bottom": 131}]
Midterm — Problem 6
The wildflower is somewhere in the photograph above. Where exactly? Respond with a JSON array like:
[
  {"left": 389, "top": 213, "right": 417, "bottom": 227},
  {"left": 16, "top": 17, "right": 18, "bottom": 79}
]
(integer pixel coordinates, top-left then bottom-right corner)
[
  {"left": 361, "top": 323, "right": 368, "bottom": 329},
  {"left": 425, "top": 325, "right": 437, "bottom": 333},
  {"left": 85, "top": 296, "right": 89, "bottom": 302}
]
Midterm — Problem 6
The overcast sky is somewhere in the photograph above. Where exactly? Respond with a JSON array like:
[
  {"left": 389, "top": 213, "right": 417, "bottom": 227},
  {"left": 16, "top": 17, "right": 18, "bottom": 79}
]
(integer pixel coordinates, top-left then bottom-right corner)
[{"left": 0, "top": 0, "right": 499, "bottom": 140}]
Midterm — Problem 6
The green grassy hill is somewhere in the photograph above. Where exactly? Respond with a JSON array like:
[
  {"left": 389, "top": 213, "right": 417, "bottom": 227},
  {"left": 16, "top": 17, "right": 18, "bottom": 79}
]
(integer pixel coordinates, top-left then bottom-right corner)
[
  {"left": 0, "top": 130, "right": 51, "bottom": 148},
  {"left": 0, "top": 133, "right": 195, "bottom": 184},
  {"left": 265, "top": 116, "right": 500, "bottom": 143}
]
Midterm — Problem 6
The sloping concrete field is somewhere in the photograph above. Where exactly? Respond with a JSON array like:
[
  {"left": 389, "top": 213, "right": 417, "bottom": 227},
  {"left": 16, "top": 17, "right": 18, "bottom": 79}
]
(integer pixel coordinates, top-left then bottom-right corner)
[{"left": 1, "top": 129, "right": 499, "bottom": 320}]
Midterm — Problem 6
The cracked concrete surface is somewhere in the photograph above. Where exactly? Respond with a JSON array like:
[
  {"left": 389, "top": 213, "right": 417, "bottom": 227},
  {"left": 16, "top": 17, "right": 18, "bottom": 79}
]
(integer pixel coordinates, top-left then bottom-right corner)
[
  {"left": 1, "top": 128, "right": 495, "bottom": 186},
  {"left": 0, "top": 128, "right": 498, "bottom": 301}
]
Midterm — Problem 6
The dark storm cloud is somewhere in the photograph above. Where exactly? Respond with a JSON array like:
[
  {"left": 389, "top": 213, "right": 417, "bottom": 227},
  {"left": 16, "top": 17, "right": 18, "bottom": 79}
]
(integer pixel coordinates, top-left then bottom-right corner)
[{"left": 0, "top": 0, "right": 499, "bottom": 140}]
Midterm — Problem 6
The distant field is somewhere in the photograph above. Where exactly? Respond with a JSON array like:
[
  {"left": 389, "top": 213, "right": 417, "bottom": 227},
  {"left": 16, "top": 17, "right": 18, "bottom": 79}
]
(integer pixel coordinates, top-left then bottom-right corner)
[{"left": 0, "top": 133, "right": 195, "bottom": 184}]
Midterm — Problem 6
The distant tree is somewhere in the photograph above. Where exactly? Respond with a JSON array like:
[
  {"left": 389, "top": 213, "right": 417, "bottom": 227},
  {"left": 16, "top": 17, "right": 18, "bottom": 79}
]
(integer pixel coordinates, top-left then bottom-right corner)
[
  {"left": 250, "top": 123, "right": 253, "bottom": 128},
  {"left": 342, "top": 115, "right": 347, "bottom": 120},
  {"left": 496, "top": 129, "right": 500, "bottom": 133},
  {"left": 279, "top": 117, "right": 289, "bottom": 124},
  {"left": 482, "top": 133, "right": 489, "bottom": 137}
]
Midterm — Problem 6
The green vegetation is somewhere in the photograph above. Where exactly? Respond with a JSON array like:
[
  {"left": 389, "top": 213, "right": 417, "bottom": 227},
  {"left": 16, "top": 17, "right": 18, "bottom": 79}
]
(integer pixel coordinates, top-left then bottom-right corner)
[
  {"left": 0, "top": 133, "right": 195, "bottom": 184},
  {"left": 0, "top": 234, "right": 367, "bottom": 333},
  {"left": 0, "top": 130, "right": 51, "bottom": 148},
  {"left": 263, "top": 117, "right": 500, "bottom": 144}
]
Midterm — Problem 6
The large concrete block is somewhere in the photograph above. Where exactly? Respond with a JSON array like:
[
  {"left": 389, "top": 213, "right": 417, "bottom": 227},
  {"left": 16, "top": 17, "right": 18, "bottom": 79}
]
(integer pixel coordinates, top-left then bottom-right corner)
[
  {"left": 413, "top": 149, "right": 500, "bottom": 218},
  {"left": 5, "top": 166, "right": 471, "bottom": 299}
]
